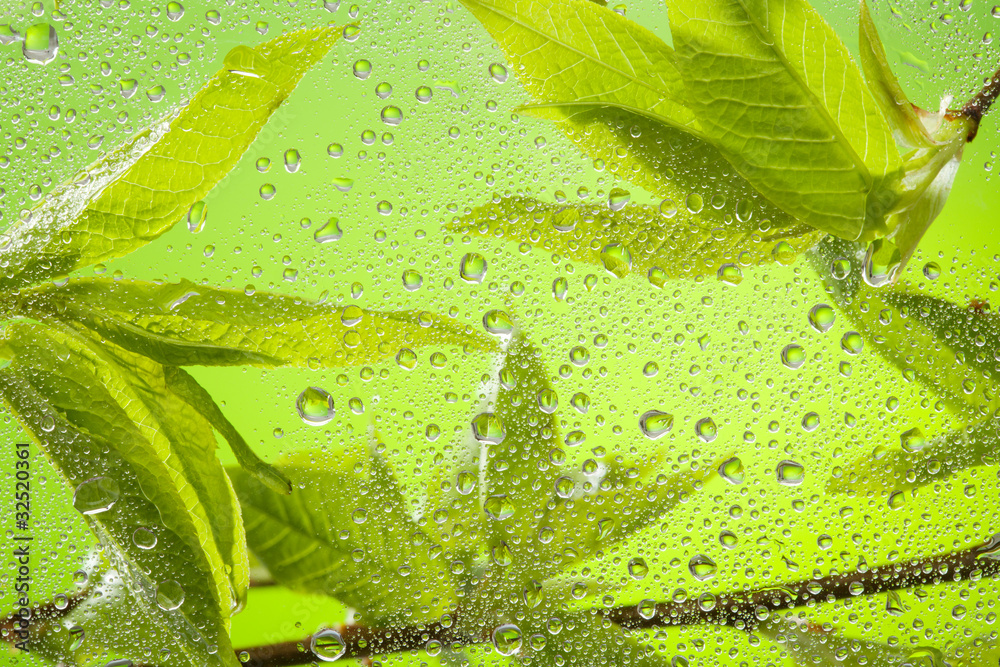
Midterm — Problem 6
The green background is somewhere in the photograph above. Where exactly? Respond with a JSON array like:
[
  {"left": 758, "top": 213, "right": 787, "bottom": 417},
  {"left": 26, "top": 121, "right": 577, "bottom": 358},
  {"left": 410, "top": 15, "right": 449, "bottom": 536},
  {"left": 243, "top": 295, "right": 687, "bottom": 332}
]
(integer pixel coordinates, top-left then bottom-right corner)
[{"left": 2, "top": 0, "right": 1000, "bottom": 664}]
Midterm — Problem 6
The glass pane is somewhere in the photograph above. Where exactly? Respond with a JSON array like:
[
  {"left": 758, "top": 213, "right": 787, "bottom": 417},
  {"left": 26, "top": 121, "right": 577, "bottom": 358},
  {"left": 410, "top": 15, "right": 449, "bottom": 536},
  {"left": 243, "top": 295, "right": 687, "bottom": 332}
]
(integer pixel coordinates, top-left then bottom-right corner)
[{"left": 0, "top": 1, "right": 998, "bottom": 666}]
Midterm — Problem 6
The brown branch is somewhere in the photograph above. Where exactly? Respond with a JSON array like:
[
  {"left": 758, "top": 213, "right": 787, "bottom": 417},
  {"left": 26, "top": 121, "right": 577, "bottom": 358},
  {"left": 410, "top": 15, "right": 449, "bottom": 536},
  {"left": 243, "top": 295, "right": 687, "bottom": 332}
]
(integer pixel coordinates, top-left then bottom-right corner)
[
  {"left": 954, "top": 63, "right": 1000, "bottom": 141},
  {"left": 235, "top": 536, "right": 1000, "bottom": 666}
]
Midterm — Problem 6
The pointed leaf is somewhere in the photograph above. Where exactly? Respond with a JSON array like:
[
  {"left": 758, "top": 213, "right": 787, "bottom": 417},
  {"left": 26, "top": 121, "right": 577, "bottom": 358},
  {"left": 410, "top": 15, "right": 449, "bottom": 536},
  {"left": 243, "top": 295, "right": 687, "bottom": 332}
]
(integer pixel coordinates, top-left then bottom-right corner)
[
  {"left": 666, "top": 0, "right": 903, "bottom": 240},
  {"left": 0, "top": 26, "right": 341, "bottom": 289},
  {"left": 0, "top": 322, "right": 241, "bottom": 667},
  {"left": 858, "top": 0, "right": 932, "bottom": 149},
  {"left": 459, "top": 0, "right": 698, "bottom": 132},
  {"left": 229, "top": 447, "right": 458, "bottom": 624},
  {"left": 449, "top": 196, "right": 823, "bottom": 281},
  {"left": 23, "top": 277, "right": 496, "bottom": 367}
]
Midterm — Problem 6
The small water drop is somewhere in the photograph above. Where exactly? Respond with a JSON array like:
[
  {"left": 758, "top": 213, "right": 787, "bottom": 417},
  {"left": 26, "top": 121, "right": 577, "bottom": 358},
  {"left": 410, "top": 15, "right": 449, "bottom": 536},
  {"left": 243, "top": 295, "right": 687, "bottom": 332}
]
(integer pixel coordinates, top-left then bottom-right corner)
[
  {"left": 353, "top": 59, "right": 372, "bottom": 79},
  {"left": 166, "top": 1, "right": 185, "bottom": 20},
  {"left": 186, "top": 201, "right": 207, "bottom": 233},
  {"left": 402, "top": 269, "right": 423, "bottom": 291},
  {"left": 719, "top": 457, "right": 744, "bottom": 485},
  {"left": 776, "top": 460, "right": 805, "bottom": 486},
  {"left": 900, "top": 427, "right": 927, "bottom": 453},
  {"left": 23, "top": 23, "right": 58, "bottom": 64},
  {"left": 801, "top": 412, "right": 820, "bottom": 432},
  {"left": 133, "top": 527, "right": 157, "bottom": 550},
  {"left": 492, "top": 624, "right": 522, "bottom": 656},
  {"left": 155, "top": 580, "right": 185, "bottom": 611},
  {"left": 311, "top": 629, "right": 346, "bottom": 662},
  {"left": 296, "top": 387, "right": 335, "bottom": 426},
  {"left": 695, "top": 417, "right": 717, "bottom": 443},
  {"left": 483, "top": 309, "right": 514, "bottom": 336},
  {"left": 488, "top": 62, "right": 508, "bottom": 83},
  {"left": 284, "top": 149, "right": 301, "bottom": 173},
  {"left": 688, "top": 555, "right": 717, "bottom": 581},
  {"left": 807, "top": 304, "right": 835, "bottom": 333},
  {"left": 314, "top": 217, "right": 343, "bottom": 243},
  {"left": 552, "top": 276, "right": 568, "bottom": 301},
  {"left": 460, "top": 252, "right": 487, "bottom": 283},
  {"left": 637, "top": 599, "right": 656, "bottom": 620},
  {"left": 484, "top": 494, "right": 514, "bottom": 520},
  {"left": 381, "top": 105, "right": 403, "bottom": 126},
  {"left": 781, "top": 344, "right": 806, "bottom": 369},
  {"left": 608, "top": 187, "right": 630, "bottom": 211},
  {"left": 536, "top": 388, "right": 558, "bottom": 414},
  {"left": 456, "top": 470, "right": 476, "bottom": 495},
  {"left": 600, "top": 243, "right": 632, "bottom": 278},
  {"left": 841, "top": 331, "right": 864, "bottom": 355},
  {"left": 395, "top": 348, "right": 417, "bottom": 370},
  {"left": 73, "top": 477, "right": 120, "bottom": 515},
  {"left": 717, "top": 263, "right": 742, "bottom": 285},
  {"left": 923, "top": 262, "right": 941, "bottom": 280},
  {"left": 639, "top": 410, "right": 673, "bottom": 439},
  {"left": 554, "top": 476, "right": 574, "bottom": 499},
  {"left": 472, "top": 412, "right": 505, "bottom": 444},
  {"left": 628, "top": 557, "right": 648, "bottom": 580}
]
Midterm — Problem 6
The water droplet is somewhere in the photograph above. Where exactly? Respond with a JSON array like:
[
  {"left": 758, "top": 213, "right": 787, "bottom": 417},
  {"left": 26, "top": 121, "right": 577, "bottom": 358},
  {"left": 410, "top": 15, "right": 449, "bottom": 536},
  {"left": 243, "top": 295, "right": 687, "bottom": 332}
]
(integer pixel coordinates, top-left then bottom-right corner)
[
  {"left": 688, "top": 555, "right": 717, "bottom": 581},
  {"left": 900, "top": 427, "right": 927, "bottom": 453},
  {"left": 776, "top": 460, "right": 805, "bottom": 486},
  {"left": 155, "top": 580, "right": 185, "bottom": 611},
  {"left": 597, "top": 518, "right": 616, "bottom": 539},
  {"left": 886, "top": 590, "right": 904, "bottom": 616},
  {"left": 569, "top": 346, "right": 590, "bottom": 366},
  {"left": 472, "top": 412, "right": 505, "bottom": 444},
  {"left": 523, "top": 580, "right": 543, "bottom": 607},
  {"left": 637, "top": 599, "right": 656, "bottom": 620},
  {"left": 888, "top": 490, "right": 906, "bottom": 509},
  {"left": 133, "top": 527, "right": 157, "bottom": 550},
  {"left": 695, "top": 418, "right": 717, "bottom": 443},
  {"left": 296, "top": 387, "right": 335, "bottom": 426},
  {"left": 564, "top": 430, "right": 586, "bottom": 447},
  {"left": 600, "top": 243, "right": 632, "bottom": 278},
  {"left": 492, "top": 624, "right": 522, "bottom": 656},
  {"left": 166, "top": 1, "right": 185, "bottom": 20},
  {"left": 23, "top": 23, "right": 58, "bottom": 64},
  {"left": 571, "top": 392, "right": 590, "bottom": 413},
  {"left": 488, "top": 63, "right": 508, "bottom": 83},
  {"left": 119, "top": 78, "right": 137, "bottom": 99},
  {"left": 719, "top": 530, "right": 737, "bottom": 548},
  {"left": 456, "top": 471, "right": 476, "bottom": 495},
  {"left": 492, "top": 540, "right": 513, "bottom": 566},
  {"left": 719, "top": 457, "right": 744, "bottom": 485},
  {"left": 781, "top": 344, "right": 805, "bottom": 369},
  {"left": 349, "top": 397, "right": 364, "bottom": 414},
  {"left": 807, "top": 304, "right": 835, "bottom": 333},
  {"left": 416, "top": 85, "right": 433, "bottom": 103},
  {"left": 537, "top": 388, "right": 558, "bottom": 413},
  {"left": 554, "top": 476, "right": 574, "bottom": 499},
  {"left": 381, "top": 105, "right": 403, "bottom": 126},
  {"left": 648, "top": 267, "right": 668, "bottom": 288},
  {"left": 628, "top": 557, "right": 648, "bottom": 579},
  {"left": 186, "top": 201, "right": 207, "bottom": 233},
  {"left": 460, "top": 252, "right": 487, "bottom": 283},
  {"left": 801, "top": 412, "right": 820, "bottom": 432},
  {"left": 639, "top": 410, "right": 673, "bottom": 439},
  {"left": 484, "top": 494, "right": 514, "bottom": 520},
  {"left": 402, "top": 269, "right": 423, "bottom": 291},
  {"left": 224, "top": 45, "right": 271, "bottom": 78},
  {"left": 923, "top": 262, "right": 941, "bottom": 280},
  {"left": 483, "top": 309, "right": 514, "bottom": 336},
  {"left": 314, "top": 217, "right": 343, "bottom": 243},
  {"left": 643, "top": 361, "right": 659, "bottom": 377},
  {"left": 69, "top": 625, "right": 85, "bottom": 651},
  {"left": 552, "top": 276, "right": 568, "bottom": 301},
  {"left": 284, "top": 149, "right": 301, "bottom": 173},
  {"left": 717, "top": 263, "right": 742, "bottom": 285},
  {"left": 259, "top": 184, "right": 276, "bottom": 200},
  {"left": 608, "top": 187, "right": 630, "bottom": 211},
  {"left": 206, "top": 9, "right": 221, "bottom": 24},
  {"left": 311, "top": 629, "right": 346, "bottom": 662},
  {"left": 73, "top": 477, "right": 120, "bottom": 515},
  {"left": 772, "top": 240, "right": 796, "bottom": 265},
  {"left": 841, "top": 331, "right": 864, "bottom": 355},
  {"left": 146, "top": 85, "right": 166, "bottom": 102},
  {"left": 353, "top": 59, "right": 372, "bottom": 79},
  {"left": 685, "top": 193, "right": 704, "bottom": 214}
]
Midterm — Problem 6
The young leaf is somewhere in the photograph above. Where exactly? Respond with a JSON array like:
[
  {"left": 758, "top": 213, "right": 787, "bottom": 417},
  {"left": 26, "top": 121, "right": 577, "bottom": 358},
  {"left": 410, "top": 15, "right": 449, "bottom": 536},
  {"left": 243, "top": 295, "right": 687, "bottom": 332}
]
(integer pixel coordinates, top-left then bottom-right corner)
[
  {"left": 449, "top": 195, "right": 823, "bottom": 281},
  {"left": 481, "top": 331, "right": 563, "bottom": 573},
  {"left": 858, "top": 0, "right": 933, "bottom": 149},
  {"left": 459, "top": 0, "right": 698, "bottom": 134},
  {"left": 228, "top": 446, "right": 458, "bottom": 624},
  {"left": 0, "top": 321, "right": 241, "bottom": 667},
  {"left": 22, "top": 277, "right": 497, "bottom": 367},
  {"left": 666, "top": 0, "right": 903, "bottom": 241},
  {"left": 0, "top": 26, "right": 341, "bottom": 290}
]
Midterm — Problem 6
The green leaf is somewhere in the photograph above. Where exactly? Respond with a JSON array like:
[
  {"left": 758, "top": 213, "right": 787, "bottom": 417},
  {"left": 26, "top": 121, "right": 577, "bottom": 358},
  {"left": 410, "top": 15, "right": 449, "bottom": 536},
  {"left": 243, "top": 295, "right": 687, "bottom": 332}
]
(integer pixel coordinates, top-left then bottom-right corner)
[
  {"left": 666, "top": 0, "right": 903, "bottom": 241},
  {"left": 858, "top": 0, "right": 933, "bottom": 149},
  {"left": 228, "top": 445, "right": 458, "bottom": 625},
  {"left": 448, "top": 195, "right": 823, "bottom": 281},
  {"left": 757, "top": 616, "right": 917, "bottom": 666},
  {"left": 0, "top": 321, "right": 241, "bottom": 667},
  {"left": 163, "top": 365, "right": 291, "bottom": 495},
  {"left": 23, "top": 277, "right": 497, "bottom": 367},
  {"left": 481, "top": 331, "right": 563, "bottom": 570},
  {"left": 0, "top": 26, "right": 341, "bottom": 289},
  {"left": 459, "top": 0, "right": 698, "bottom": 133}
]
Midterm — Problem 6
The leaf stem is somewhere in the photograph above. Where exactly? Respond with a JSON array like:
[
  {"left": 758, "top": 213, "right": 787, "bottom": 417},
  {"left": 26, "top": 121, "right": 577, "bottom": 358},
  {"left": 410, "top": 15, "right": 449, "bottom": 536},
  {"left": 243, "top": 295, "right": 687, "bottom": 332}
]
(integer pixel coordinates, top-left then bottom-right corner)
[
  {"left": 235, "top": 536, "right": 1000, "bottom": 666},
  {"left": 957, "top": 64, "right": 1000, "bottom": 141}
]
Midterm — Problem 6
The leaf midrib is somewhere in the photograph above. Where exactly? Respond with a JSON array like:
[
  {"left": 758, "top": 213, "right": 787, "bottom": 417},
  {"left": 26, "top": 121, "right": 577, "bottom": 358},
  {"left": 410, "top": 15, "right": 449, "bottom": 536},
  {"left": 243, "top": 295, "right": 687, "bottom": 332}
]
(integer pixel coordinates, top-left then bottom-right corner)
[
  {"left": 465, "top": 0, "right": 693, "bottom": 128},
  {"left": 713, "top": 0, "right": 875, "bottom": 192}
]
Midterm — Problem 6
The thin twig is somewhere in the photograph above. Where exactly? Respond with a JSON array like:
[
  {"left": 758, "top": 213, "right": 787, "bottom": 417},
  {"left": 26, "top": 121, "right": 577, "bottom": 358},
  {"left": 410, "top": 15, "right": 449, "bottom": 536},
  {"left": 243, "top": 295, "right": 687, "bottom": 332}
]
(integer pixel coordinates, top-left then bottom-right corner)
[
  {"left": 235, "top": 536, "right": 1000, "bottom": 666},
  {"left": 955, "top": 64, "right": 1000, "bottom": 141}
]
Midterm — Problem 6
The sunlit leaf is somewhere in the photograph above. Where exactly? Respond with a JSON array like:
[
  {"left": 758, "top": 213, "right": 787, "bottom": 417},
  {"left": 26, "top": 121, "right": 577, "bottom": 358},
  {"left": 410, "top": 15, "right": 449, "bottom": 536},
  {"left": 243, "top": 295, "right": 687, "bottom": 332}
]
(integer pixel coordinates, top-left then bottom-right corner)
[
  {"left": 0, "top": 321, "right": 241, "bottom": 667},
  {"left": 665, "top": 0, "right": 903, "bottom": 241},
  {"left": 449, "top": 195, "right": 823, "bottom": 281},
  {"left": 459, "top": 0, "right": 698, "bottom": 133},
  {"left": 0, "top": 26, "right": 341, "bottom": 289},
  {"left": 228, "top": 444, "right": 458, "bottom": 625},
  {"left": 23, "top": 278, "right": 496, "bottom": 367}
]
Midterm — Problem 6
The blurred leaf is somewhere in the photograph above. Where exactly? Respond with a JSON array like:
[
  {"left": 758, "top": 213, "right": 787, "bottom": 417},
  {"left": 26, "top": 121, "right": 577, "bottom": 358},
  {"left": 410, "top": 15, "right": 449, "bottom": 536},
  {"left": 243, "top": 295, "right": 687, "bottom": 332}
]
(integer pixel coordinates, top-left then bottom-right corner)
[
  {"left": 459, "top": 0, "right": 698, "bottom": 133},
  {"left": 481, "top": 332, "right": 564, "bottom": 570},
  {"left": 757, "top": 615, "right": 919, "bottom": 666},
  {"left": 0, "top": 26, "right": 341, "bottom": 289},
  {"left": 449, "top": 195, "right": 823, "bottom": 281},
  {"left": 229, "top": 445, "right": 458, "bottom": 625},
  {"left": 858, "top": 0, "right": 933, "bottom": 149},
  {"left": 665, "top": 0, "right": 903, "bottom": 241},
  {"left": 522, "top": 106, "right": 801, "bottom": 232},
  {"left": 0, "top": 321, "right": 241, "bottom": 667},
  {"left": 24, "top": 277, "right": 496, "bottom": 367}
]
